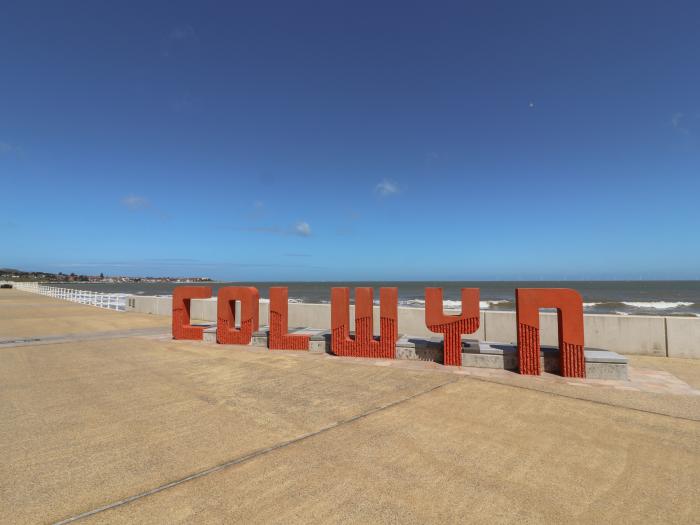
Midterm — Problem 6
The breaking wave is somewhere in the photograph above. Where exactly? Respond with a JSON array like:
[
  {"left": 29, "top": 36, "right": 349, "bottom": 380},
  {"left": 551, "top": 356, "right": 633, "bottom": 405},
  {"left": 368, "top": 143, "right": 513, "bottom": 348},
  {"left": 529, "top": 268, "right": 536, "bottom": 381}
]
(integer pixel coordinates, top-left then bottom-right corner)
[
  {"left": 621, "top": 301, "right": 693, "bottom": 310},
  {"left": 396, "top": 299, "right": 509, "bottom": 309},
  {"left": 255, "top": 297, "right": 696, "bottom": 316}
]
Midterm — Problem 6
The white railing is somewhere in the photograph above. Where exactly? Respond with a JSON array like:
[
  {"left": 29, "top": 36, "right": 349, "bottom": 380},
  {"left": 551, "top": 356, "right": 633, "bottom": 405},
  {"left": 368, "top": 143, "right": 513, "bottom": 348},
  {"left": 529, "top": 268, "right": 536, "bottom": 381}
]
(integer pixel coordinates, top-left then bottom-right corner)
[{"left": 4, "top": 281, "right": 127, "bottom": 311}]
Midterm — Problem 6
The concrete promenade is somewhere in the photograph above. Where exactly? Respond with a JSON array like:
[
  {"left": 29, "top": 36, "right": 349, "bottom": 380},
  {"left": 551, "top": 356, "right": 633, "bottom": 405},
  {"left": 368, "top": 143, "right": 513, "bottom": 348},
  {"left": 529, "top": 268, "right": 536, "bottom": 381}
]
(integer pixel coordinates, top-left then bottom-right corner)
[{"left": 1, "top": 289, "right": 699, "bottom": 524}]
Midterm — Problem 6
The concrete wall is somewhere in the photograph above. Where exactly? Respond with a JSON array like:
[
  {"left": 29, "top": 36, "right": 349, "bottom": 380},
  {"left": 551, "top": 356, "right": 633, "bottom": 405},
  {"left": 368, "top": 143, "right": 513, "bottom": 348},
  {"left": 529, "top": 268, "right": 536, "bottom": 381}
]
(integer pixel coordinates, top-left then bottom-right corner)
[
  {"left": 483, "top": 311, "right": 668, "bottom": 357},
  {"left": 126, "top": 295, "right": 700, "bottom": 359},
  {"left": 666, "top": 317, "right": 700, "bottom": 359}
]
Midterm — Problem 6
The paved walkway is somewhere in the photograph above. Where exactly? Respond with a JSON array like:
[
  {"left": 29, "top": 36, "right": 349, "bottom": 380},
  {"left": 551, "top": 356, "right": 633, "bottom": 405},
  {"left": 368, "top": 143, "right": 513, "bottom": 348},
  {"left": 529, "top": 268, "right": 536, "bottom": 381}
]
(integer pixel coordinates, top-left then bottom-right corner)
[{"left": 1, "top": 289, "right": 698, "bottom": 524}]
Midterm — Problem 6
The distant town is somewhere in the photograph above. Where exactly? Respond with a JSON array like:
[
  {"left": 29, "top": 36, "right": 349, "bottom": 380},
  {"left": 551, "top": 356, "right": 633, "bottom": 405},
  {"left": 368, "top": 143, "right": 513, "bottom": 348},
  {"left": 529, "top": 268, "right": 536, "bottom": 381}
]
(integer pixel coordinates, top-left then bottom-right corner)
[{"left": 0, "top": 268, "right": 212, "bottom": 283}]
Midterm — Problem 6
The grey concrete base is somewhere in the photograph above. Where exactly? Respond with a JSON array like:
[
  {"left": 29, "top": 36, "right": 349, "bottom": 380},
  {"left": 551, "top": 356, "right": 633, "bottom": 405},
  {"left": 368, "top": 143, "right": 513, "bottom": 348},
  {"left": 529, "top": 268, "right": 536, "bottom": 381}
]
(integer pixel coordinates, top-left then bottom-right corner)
[
  {"left": 202, "top": 326, "right": 270, "bottom": 346},
  {"left": 251, "top": 328, "right": 269, "bottom": 348},
  {"left": 461, "top": 341, "right": 628, "bottom": 380},
  {"left": 202, "top": 325, "right": 627, "bottom": 380},
  {"left": 203, "top": 326, "right": 217, "bottom": 344},
  {"left": 584, "top": 350, "right": 629, "bottom": 380},
  {"left": 461, "top": 350, "right": 518, "bottom": 370},
  {"left": 395, "top": 336, "right": 444, "bottom": 362},
  {"left": 202, "top": 325, "right": 329, "bottom": 353},
  {"left": 301, "top": 329, "right": 330, "bottom": 354}
]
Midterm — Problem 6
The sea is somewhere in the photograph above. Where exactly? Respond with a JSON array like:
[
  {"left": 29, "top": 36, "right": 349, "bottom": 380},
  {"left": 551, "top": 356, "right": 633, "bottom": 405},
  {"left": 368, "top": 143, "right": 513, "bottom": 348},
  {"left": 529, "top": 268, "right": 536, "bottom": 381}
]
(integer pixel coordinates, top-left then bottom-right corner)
[{"left": 52, "top": 281, "right": 700, "bottom": 317}]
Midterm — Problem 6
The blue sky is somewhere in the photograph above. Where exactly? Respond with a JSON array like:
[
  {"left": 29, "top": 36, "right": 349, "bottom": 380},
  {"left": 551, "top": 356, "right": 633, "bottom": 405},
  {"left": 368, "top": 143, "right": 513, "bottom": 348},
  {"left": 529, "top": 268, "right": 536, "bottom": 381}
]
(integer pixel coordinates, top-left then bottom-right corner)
[{"left": 1, "top": 1, "right": 699, "bottom": 280}]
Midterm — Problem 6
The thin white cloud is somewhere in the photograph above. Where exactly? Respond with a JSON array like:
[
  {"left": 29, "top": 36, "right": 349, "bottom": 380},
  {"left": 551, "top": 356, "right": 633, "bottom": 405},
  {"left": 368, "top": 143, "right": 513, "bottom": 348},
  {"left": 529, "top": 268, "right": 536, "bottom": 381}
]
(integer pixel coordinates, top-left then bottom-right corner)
[
  {"left": 170, "top": 25, "right": 196, "bottom": 41},
  {"left": 671, "top": 112, "right": 683, "bottom": 127},
  {"left": 121, "top": 195, "right": 150, "bottom": 210},
  {"left": 161, "top": 25, "right": 199, "bottom": 58},
  {"left": 375, "top": 179, "right": 399, "bottom": 196},
  {"left": 239, "top": 220, "right": 312, "bottom": 237},
  {"left": 294, "top": 221, "right": 311, "bottom": 237},
  {"left": 119, "top": 195, "right": 169, "bottom": 219},
  {"left": 248, "top": 200, "right": 266, "bottom": 220},
  {"left": 0, "top": 141, "right": 21, "bottom": 156},
  {"left": 671, "top": 112, "right": 690, "bottom": 134}
]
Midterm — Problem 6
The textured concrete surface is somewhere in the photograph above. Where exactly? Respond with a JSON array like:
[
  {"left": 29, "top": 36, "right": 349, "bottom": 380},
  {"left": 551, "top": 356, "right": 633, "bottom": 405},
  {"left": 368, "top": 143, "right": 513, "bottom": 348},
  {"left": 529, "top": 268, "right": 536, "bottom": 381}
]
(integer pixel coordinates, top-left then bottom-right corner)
[
  {"left": 666, "top": 316, "right": 700, "bottom": 359},
  {"left": 0, "top": 289, "right": 170, "bottom": 339},
  {"left": 627, "top": 354, "right": 700, "bottom": 390},
  {"left": 2, "top": 290, "right": 700, "bottom": 524}
]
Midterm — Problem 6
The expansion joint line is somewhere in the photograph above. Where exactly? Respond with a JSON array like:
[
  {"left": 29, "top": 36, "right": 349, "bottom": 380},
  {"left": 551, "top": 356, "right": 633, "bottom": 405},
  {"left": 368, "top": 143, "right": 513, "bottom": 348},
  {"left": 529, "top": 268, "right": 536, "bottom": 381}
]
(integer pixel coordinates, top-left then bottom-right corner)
[
  {"left": 52, "top": 378, "right": 458, "bottom": 524},
  {"left": 460, "top": 373, "right": 700, "bottom": 422}
]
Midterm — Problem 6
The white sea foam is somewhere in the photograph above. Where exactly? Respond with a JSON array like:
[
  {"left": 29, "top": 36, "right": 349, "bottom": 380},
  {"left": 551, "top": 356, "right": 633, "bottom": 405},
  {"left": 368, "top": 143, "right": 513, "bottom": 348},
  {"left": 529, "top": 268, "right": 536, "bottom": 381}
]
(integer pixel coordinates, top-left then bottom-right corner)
[
  {"left": 400, "top": 299, "right": 425, "bottom": 306},
  {"left": 481, "top": 299, "right": 509, "bottom": 308},
  {"left": 442, "top": 300, "right": 463, "bottom": 309},
  {"left": 397, "top": 298, "right": 509, "bottom": 309},
  {"left": 621, "top": 301, "right": 693, "bottom": 310},
  {"left": 583, "top": 302, "right": 601, "bottom": 308}
]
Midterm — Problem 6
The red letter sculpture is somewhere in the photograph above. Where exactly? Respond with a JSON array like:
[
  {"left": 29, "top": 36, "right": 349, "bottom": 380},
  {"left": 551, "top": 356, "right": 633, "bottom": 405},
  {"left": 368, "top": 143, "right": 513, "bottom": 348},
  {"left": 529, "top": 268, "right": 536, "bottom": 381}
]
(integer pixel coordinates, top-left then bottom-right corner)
[
  {"left": 217, "top": 286, "right": 260, "bottom": 345},
  {"left": 516, "top": 288, "right": 585, "bottom": 378},
  {"left": 172, "top": 286, "right": 212, "bottom": 340},
  {"left": 425, "top": 288, "right": 480, "bottom": 367},
  {"left": 331, "top": 287, "right": 398, "bottom": 358},
  {"left": 268, "top": 287, "right": 309, "bottom": 350}
]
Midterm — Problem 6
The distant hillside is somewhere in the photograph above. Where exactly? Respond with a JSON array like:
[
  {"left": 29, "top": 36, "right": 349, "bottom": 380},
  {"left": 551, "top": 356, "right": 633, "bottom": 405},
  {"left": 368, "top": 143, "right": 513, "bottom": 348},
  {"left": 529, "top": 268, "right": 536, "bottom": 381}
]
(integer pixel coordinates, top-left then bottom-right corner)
[
  {"left": 0, "top": 268, "right": 90, "bottom": 282},
  {"left": 0, "top": 269, "right": 212, "bottom": 283}
]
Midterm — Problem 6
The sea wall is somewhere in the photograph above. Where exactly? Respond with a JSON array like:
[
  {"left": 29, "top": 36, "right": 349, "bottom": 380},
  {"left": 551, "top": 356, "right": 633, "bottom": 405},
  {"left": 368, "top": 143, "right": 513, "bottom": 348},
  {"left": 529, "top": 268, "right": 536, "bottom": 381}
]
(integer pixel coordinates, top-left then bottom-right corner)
[{"left": 125, "top": 295, "right": 699, "bottom": 359}]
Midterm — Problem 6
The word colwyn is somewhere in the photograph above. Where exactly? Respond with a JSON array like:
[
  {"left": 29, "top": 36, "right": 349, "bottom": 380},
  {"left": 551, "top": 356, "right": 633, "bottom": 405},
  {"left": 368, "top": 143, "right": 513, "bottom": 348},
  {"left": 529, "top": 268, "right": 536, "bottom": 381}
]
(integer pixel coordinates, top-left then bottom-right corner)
[{"left": 172, "top": 286, "right": 585, "bottom": 378}]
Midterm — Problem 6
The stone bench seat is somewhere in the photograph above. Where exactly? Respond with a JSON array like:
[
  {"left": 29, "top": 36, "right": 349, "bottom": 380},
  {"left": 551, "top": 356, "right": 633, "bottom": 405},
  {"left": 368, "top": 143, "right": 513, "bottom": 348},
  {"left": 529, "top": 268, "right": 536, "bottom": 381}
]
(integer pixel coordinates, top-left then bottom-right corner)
[
  {"left": 203, "top": 325, "right": 330, "bottom": 353},
  {"left": 461, "top": 340, "right": 628, "bottom": 380},
  {"left": 198, "top": 326, "right": 627, "bottom": 380}
]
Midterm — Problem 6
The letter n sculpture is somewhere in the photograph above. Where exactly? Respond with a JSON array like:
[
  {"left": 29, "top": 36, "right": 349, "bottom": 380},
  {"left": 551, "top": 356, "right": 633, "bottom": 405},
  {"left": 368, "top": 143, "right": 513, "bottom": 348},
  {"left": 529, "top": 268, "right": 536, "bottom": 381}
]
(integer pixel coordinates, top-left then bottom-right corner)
[
  {"left": 515, "top": 288, "right": 585, "bottom": 378},
  {"left": 172, "top": 286, "right": 212, "bottom": 340},
  {"left": 269, "top": 287, "right": 309, "bottom": 350},
  {"left": 217, "top": 286, "right": 260, "bottom": 345},
  {"left": 331, "top": 287, "right": 398, "bottom": 358},
  {"left": 425, "top": 288, "right": 480, "bottom": 366}
]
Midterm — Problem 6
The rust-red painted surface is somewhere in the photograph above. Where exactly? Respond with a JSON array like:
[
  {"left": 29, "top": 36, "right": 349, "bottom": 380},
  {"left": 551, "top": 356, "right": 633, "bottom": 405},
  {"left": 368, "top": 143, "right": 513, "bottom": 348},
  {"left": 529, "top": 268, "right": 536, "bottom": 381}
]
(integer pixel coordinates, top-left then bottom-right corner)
[
  {"left": 172, "top": 286, "right": 212, "bottom": 340},
  {"left": 515, "top": 288, "right": 585, "bottom": 378},
  {"left": 216, "top": 286, "right": 260, "bottom": 345},
  {"left": 268, "top": 287, "right": 310, "bottom": 351},
  {"left": 425, "top": 288, "right": 480, "bottom": 367},
  {"left": 331, "top": 287, "right": 398, "bottom": 358}
]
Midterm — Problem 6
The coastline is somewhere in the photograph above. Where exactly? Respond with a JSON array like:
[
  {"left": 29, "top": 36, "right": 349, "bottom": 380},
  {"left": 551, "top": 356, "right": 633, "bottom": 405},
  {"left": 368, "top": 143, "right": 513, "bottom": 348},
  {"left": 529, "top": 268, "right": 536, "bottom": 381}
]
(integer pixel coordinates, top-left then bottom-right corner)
[{"left": 46, "top": 280, "right": 700, "bottom": 317}]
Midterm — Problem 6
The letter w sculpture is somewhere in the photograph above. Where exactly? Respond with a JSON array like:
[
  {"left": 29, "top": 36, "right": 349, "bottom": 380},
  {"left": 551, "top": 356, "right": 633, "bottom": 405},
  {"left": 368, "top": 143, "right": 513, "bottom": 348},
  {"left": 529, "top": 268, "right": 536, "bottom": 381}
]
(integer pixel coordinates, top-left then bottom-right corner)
[{"left": 331, "top": 287, "right": 398, "bottom": 358}]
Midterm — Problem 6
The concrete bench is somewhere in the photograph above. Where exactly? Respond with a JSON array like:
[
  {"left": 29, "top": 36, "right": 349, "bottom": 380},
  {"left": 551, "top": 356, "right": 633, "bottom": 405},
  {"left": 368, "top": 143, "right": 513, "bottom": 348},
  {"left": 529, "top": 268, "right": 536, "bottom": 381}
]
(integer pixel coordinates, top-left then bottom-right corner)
[
  {"left": 461, "top": 340, "right": 628, "bottom": 380},
  {"left": 202, "top": 325, "right": 329, "bottom": 354},
  {"left": 199, "top": 327, "right": 627, "bottom": 380},
  {"left": 395, "top": 335, "right": 443, "bottom": 362}
]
